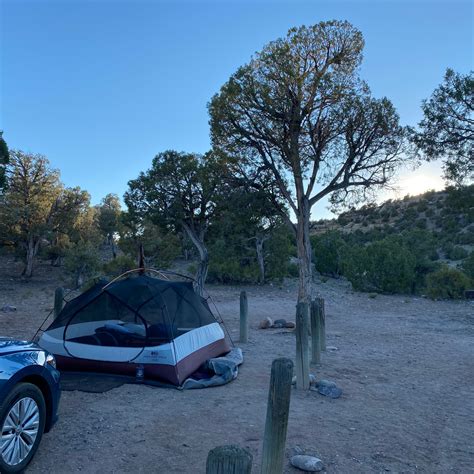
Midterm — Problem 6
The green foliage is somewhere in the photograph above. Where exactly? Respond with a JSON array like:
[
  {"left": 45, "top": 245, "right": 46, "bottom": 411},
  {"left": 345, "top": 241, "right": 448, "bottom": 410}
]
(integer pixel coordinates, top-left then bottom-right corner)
[
  {"left": 411, "top": 69, "right": 473, "bottom": 184},
  {"left": 207, "top": 238, "right": 259, "bottom": 284},
  {"left": 461, "top": 252, "right": 474, "bottom": 280},
  {"left": 102, "top": 255, "right": 136, "bottom": 276},
  {"left": 286, "top": 262, "right": 299, "bottom": 278},
  {"left": 96, "top": 193, "right": 122, "bottom": 241},
  {"left": 263, "top": 225, "right": 295, "bottom": 281},
  {"left": 426, "top": 266, "right": 471, "bottom": 299},
  {"left": 342, "top": 237, "right": 416, "bottom": 293},
  {"left": 455, "top": 231, "right": 474, "bottom": 245},
  {"left": 207, "top": 224, "right": 294, "bottom": 284},
  {"left": 125, "top": 150, "right": 229, "bottom": 290},
  {"left": 64, "top": 242, "right": 101, "bottom": 288},
  {"left": 0, "top": 131, "right": 9, "bottom": 189},
  {"left": 311, "top": 231, "right": 347, "bottom": 277},
  {"left": 119, "top": 219, "right": 181, "bottom": 269},
  {"left": 0, "top": 150, "right": 62, "bottom": 276},
  {"left": 447, "top": 245, "right": 469, "bottom": 260}
]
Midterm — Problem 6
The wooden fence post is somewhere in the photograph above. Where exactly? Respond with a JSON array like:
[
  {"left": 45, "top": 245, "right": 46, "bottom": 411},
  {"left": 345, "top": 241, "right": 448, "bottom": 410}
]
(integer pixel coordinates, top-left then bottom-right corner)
[
  {"left": 240, "top": 291, "right": 248, "bottom": 343},
  {"left": 261, "top": 358, "right": 293, "bottom": 474},
  {"left": 310, "top": 299, "right": 321, "bottom": 364},
  {"left": 206, "top": 445, "right": 253, "bottom": 474},
  {"left": 295, "top": 302, "right": 310, "bottom": 390},
  {"left": 315, "top": 297, "right": 326, "bottom": 352},
  {"left": 54, "top": 287, "right": 64, "bottom": 320}
]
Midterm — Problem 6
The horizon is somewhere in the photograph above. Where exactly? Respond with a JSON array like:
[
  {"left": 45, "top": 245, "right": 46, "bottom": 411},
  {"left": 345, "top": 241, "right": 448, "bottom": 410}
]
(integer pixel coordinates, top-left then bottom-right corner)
[{"left": 1, "top": 0, "right": 472, "bottom": 218}]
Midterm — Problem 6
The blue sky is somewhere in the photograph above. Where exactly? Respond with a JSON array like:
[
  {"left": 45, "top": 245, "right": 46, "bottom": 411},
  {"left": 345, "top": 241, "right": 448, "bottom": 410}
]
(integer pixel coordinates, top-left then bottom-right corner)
[{"left": 1, "top": 0, "right": 472, "bottom": 217}]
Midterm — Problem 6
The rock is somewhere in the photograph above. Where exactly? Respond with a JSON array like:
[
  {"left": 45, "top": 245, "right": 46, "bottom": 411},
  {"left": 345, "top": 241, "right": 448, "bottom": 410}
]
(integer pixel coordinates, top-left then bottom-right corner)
[
  {"left": 1, "top": 305, "right": 17, "bottom": 312},
  {"left": 274, "top": 318, "right": 286, "bottom": 326},
  {"left": 272, "top": 322, "right": 285, "bottom": 328},
  {"left": 285, "top": 321, "right": 296, "bottom": 329},
  {"left": 315, "top": 379, "right": 342, "bottom": 399},
  {"left": 290, "top": 455, "right": 324, "bottom": 472},
  {"left": 326, "top": 346, "right": 338, "bottom": 351},
  {"left": 259, "top": 317, "right": 273, "bottom": 329}
]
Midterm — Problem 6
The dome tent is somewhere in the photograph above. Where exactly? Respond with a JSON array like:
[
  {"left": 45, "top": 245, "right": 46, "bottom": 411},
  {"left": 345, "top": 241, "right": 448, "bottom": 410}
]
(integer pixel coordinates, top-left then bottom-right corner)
[{"left": 38, "top": 270, "right": 231, "bottom": 386}]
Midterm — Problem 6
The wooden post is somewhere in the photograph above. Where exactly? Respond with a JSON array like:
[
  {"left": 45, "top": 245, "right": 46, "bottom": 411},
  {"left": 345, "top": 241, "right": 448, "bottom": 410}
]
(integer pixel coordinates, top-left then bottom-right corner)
[
  {"left": 315, "top": 297, "right": 326, "bottom": 351},
  {"left": 310, "top": 299, "right": 321, "bottom": 364},
  {"left": 261, "top": 358, "right": 293, "bottom": 474},
  {"left": 206, "top": 445, "right": 253, "bottom": 474},
  {"left": 53, "top": 287, "right": 64, "bottom": 320},
  {"left": 239, "top": 291, "right": 248, "bottom": 343},
  {"left": 295, "top": 302, "right": 310, "bottom": 390}
]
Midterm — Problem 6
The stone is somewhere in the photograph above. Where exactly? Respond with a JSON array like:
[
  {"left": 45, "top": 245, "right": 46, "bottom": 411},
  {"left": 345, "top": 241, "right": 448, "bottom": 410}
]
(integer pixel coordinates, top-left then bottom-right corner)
[
  {"left": 273, "top": 318, "right": 287, "bottom": 326},
  {"left": 315, "top": 379, "right": 342, "bottom": 399},
  {"left": 1, "top": 305, "right": 17, "bottom": 312},
  {"left": 259, "top": 317, "right": 273, "bottom": 329},
  {"left": 285, "top": 321, "right": 296, "bottom": 329},
  {"left": 309, "top": 374, "right": 317, "bottom": 385},
  {"left": 272, "top": 322, "right": 285, "bottom": 328},
  {"left": 326, "top": 346, "right": 338, "bottom": 351},
  {"left": 290, "top": 455, "right": 324, "bottom": 472}
]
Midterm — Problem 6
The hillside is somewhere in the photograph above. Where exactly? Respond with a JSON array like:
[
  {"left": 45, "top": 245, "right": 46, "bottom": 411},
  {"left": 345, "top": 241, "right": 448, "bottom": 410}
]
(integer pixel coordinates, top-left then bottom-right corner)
[
  {"left": 309, "top": 185, "right": 474, "bottom": 297},
  {"left": 311, "top": 185, "right": 474, "bottom": 262}
]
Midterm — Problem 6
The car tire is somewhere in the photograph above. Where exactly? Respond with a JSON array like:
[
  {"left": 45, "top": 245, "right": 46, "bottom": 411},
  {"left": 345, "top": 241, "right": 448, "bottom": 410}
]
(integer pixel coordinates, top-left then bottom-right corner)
[{"left": 0, "top": 383, "right": 46, "bottom": 474}]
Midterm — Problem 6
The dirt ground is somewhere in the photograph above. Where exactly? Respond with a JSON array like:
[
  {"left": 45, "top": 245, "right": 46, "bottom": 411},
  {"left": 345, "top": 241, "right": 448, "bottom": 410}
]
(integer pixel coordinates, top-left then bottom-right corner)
[{"left": 1, "top": 256, "right": 473, "bottom": 473}]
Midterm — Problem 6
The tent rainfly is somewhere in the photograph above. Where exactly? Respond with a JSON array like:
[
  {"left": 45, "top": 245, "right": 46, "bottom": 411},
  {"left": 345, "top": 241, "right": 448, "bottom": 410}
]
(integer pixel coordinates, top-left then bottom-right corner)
[{"left": 38, "top": 273, "right": 231, "bottom": 386}]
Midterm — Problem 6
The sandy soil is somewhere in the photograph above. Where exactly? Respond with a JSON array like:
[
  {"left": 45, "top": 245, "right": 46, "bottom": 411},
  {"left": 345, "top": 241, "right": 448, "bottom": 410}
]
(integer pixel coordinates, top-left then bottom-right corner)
[{"left": 0, "top": 255, "right": 473, "bottom": 473}]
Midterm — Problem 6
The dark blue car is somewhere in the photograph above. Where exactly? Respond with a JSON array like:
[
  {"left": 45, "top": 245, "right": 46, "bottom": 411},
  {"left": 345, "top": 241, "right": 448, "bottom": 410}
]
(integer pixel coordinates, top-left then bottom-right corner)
[{"left": 0, "top": 338, "right": 60, "bottom": 473}]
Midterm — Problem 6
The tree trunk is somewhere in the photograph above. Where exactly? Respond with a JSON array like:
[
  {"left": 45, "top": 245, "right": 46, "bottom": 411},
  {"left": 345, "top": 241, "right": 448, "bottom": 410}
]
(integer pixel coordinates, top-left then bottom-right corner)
[
  {"left": 108, "top": 233, "right": 117, "bottom": 259},
  {"left": 256, "top": 236, "right": 265, "bottom": 284},
  {"left": 22, "top": 236, "right": 39, "bottom": 278},
  {"left": 194, "top": 244, "right": 209, "bottom": 297},
  {"left": 296, "top": 198, "right": 313, "bottom": 304},
  {"left": 76, "top": 266, "right": 85, "bottom": 289},
  {"left": 182, "top": 223, "right": 208, "bottom": 296}
]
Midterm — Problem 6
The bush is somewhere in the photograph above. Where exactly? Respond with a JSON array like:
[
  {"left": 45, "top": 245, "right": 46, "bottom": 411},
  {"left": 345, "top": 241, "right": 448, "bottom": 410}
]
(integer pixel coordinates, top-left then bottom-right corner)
[
  {"left": 426, "top": 266, "right": 470, "bottom": 299},
  {"left": 208, "top": 258, "right": 259, "bottom": 284},
  {"left": 342, "top": 237, "right": 416, "bottom": 294},
  {"left": 286, "top": 262, "right": 299, "bottom": 278},
  {"left": 102, "top": 255, "right": 136, "bottom": 276},
  {"left": 311, "top": 231, "right": 347, "bottom": 277},
  {"left": 461, "top": 252, "right": 474, "bottom": 280},
  {"left": 455, "top": 231, "right": 474, "bottom": 245},
  {"left": 64, "top": 242, "right": 101, "bottom": 288},
  {"left": 447, "top": 245, "right": 469, "bottom": 260},
  {"left": 264, "top": 226, "right": 295, "bottom": 281}
]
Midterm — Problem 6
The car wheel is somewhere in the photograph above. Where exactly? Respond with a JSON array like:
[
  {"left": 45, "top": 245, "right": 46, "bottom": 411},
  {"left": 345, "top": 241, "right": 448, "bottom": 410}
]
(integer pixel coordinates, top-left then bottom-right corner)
[{"left": 0, "top": 383, "right": 46, "bottom": 474}]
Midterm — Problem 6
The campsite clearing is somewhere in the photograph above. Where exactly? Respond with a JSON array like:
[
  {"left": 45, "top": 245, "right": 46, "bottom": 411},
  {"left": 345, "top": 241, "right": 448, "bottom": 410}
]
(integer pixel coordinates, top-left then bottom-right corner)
[{"left": 0, "top": 256, "right": 473, "bottom": 473}]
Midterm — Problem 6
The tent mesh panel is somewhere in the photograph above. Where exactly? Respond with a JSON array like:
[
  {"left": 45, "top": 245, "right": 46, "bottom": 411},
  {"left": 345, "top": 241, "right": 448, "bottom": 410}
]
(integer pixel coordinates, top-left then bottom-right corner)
[{"left": 47, "top": 275, "right": 216, "bottom": 348}]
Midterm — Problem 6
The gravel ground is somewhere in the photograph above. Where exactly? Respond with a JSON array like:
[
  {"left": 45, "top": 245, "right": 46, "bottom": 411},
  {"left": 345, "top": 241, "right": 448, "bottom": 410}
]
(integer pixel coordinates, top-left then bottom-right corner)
[{"left": 0, "top": 256, "right": 473, "bottom": 473}]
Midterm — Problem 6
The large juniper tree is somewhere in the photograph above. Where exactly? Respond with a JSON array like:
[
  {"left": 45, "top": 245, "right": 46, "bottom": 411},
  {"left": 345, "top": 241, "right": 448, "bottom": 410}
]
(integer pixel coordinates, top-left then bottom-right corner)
[
  {"left": 0, "top": 150, "right": 90, "bottom": 277},
  {"left": 209, "top": 21, "right": 409, "bottom": 304},
  {"left": 412, "top": 68, "right": 473, "bottom": 184},
  {"left": 125, "top": 150, "right": 226, "bottom": 295}
]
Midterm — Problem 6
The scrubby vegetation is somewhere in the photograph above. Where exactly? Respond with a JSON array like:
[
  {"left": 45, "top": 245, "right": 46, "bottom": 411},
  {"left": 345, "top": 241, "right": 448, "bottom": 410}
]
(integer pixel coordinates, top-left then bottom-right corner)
[
  {"left": 310, "top": 185, "right": 473, "bottom": 298},
  {"left": 0, "top": 149, "right": 471, "bottom": 299},
  {"left": 0, "top": 31, "right": 471, "bottom": 302}
]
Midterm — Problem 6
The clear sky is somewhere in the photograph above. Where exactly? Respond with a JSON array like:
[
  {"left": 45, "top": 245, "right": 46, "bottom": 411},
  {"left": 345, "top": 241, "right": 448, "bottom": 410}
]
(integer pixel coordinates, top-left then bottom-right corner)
[{"left": 1, "top": 0, "right": 472, "bottom": 218}]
